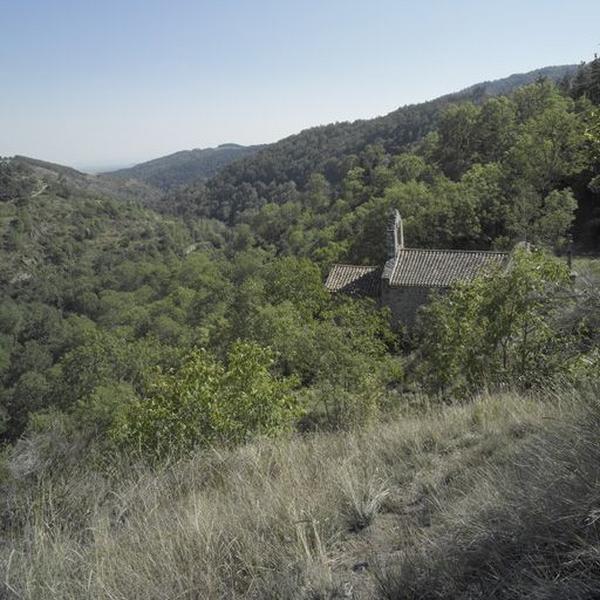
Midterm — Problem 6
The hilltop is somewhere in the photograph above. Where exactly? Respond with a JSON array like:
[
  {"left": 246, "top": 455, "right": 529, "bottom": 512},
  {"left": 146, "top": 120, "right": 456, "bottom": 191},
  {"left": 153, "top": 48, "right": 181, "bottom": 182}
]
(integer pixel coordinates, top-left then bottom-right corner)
[
  {"left": 103, "top": 142, "right": 264, "bottom": 190},
  {"left": 12, "top": 64, "right": 578, "bottom": 217},
  {"left": 165, "top": 64, "right": 577, "bottom": 222},
  {"left": 95, "top": 64, "right": 576, "bottom": 215},
  {"left": 13, "top": 155, "right": 162, "bottom": 206}
]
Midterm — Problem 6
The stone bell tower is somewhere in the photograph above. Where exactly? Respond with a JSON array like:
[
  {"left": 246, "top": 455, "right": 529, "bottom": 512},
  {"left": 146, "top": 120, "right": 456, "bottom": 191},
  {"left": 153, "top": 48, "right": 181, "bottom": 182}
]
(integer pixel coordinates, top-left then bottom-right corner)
[{"left": 386, "top": 209, "right": 404, "bottom": 259}]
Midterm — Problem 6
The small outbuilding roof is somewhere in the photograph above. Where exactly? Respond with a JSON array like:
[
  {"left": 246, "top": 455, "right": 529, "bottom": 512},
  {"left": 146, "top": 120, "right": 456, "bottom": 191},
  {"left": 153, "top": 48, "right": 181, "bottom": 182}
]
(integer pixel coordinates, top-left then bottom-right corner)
[
  {"left": 325, "top": 264, "right": 381, "bottom": 297},
  {"left": 387, "top": 248, "right": 508, "bottom": 288}
]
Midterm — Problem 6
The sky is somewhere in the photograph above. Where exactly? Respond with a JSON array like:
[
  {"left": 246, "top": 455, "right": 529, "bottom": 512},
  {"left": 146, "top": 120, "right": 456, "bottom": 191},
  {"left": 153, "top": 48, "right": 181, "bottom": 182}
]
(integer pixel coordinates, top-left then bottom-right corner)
[{"left": 1, "top": 0, "right": 599, "bottom": 171}]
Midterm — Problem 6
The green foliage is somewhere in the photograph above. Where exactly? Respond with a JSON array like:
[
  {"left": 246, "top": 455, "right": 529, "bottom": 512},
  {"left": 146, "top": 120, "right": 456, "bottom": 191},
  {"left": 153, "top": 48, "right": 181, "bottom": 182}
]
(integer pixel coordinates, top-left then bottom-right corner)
[
  {"left": 0, "top": 158, "right": 36, "bottom": 203},
  {"left": 112, "top": 341, "right": 300, "bottom": 455},
  {"left": 250, "top": 295, "right": 400, "bottom": 428},
  {"left": 434, "top": 102, "right": 480, "bottom": 179},
  {"left": 4, "top": 64, "right": 600, "bottom": 599},
  {"left": 55, "top": 331, "right": 175, "bottom": 409},
  {"left": 260, "top": 256, "right": 328, "bottom": 317},
  {"left": 571, "top": 57, "right": 600, "bottom": 105},
  {"left": 267, "top": 79, "right": 588, "bottom": 266},
  {"left": 75, "top": 382, "right": 137, "bottom": 434},
  {"left": 585, "top": 106, "right": 600, "bottom": 164},
  {"left": 417, "top": 249, "right": 571, "bottom": 396},
  {"left": 2, "top": 67, "right": 600, "bottom": 451},
  {"left": 507, "top": 188, "right": 578, "bottom": 251},
  {"left": 175, "top": 67, "right": 574, "bottom": 225},
  {"left": 506, "top": 99, "right": 586, "bottom": 191}
]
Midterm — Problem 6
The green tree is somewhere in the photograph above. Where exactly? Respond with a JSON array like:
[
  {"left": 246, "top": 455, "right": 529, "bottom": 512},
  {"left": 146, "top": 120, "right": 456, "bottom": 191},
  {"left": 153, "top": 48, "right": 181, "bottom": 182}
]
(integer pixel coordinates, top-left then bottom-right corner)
[
  {"left": 434, "top": 103, "right": 479, "bottom": 179},
  {"left": 54, "top": 331, "right": 174, "bottom": 409},
  {"left": 261, "top": 256, "right": 328, "bottom": 318},
  {"left": 418, "top": 249, "right": 570, "bottom": 396},
  {"left": 112, "top": 341, "right": 300, "bottom": 455},
  {"left": 0, "top": 159, "right": 36, "bottom": 203},
  {"left": 474, "top": 96, "right": 518, "bottom": 163},
  {"left": 305, "top": 173, "right": 331, "bottom": 212},
  {"left": 507, "top": 102, "right": 586, "bottom": 193},
  {"left": 391, "top": 153, "right": 429, "bottom": 183},
  {"left": 507, "top": 187, "right": 577, "bottom": 250}
]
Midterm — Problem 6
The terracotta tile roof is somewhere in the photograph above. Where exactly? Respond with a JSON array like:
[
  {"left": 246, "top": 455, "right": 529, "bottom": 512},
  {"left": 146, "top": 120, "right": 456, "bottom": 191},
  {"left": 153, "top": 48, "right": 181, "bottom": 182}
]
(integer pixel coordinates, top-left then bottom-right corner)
[
  {"left": 387, "top": 248, "right": 508, "bottom": 288},
  {"left": 325, "top": 264, "right": 381, "bottom": 297}
]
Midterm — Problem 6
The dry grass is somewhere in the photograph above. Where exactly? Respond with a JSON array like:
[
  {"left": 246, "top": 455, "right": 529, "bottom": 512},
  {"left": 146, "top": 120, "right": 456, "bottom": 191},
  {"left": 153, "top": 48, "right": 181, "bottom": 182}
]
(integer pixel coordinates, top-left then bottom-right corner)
[
  {"left": 0, "top": 388, "right": 588, "bottom": 599},
  {"left": 377, "top": 385, "right": 600, "bottom": 599}
]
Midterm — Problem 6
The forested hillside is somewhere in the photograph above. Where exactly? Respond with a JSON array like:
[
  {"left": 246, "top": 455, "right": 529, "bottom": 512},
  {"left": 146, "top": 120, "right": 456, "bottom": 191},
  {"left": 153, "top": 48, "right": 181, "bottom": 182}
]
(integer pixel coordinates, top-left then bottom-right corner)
[
  {"left": 167, "top": 64, "right": 598, "bottom": 264},
  {"left": 0, "top": 156, "right": 397, "bottom": 444},
  {"left": 13, "top": 155, "right": 162, "bottom": 206},
  {"left": 166, "top": 64, "right": 576, "bottom": 222},
  {"left": 1, "top": 60, "right": 598, "bottom": 445},
  {"left": 105, "top": 143, "right": 264, "bottom": 190}
]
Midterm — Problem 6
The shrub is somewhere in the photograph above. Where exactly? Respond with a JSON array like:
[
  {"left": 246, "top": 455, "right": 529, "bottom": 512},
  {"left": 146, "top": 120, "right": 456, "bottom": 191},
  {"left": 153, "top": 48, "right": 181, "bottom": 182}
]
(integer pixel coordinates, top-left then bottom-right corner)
[
  {"left": 111, "top": 341, "right": 300, "bottom": 456},
  {"left": 417, "top": 248, "right": 571, "bottom": 396}
]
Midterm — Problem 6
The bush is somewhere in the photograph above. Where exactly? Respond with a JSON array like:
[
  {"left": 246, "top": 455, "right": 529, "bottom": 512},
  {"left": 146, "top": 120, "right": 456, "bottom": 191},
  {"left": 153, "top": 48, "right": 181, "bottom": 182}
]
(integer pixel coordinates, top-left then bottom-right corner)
[
  {"left": 111, "top": 341, "right": 300, "bottom": 455},
  {"left": 416, "top": 248, "right": 571, "bottom": 396}
]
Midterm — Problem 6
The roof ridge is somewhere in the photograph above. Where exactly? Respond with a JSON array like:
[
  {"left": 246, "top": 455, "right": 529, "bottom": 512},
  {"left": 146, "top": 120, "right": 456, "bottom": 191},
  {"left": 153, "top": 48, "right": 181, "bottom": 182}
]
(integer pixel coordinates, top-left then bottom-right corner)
[
  {"left": 331, "top": 263, "right": 380, "bottom": 268},
  {"left": 398, "top": 247, "right": 509, "bottom": 255}
]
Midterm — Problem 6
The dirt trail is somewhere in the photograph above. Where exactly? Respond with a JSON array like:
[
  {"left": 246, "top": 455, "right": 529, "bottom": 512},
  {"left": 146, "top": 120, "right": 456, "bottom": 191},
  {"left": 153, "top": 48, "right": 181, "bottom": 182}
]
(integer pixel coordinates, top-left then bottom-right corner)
[{"left": 30, "top": 184, "right": 48, "bottom": 198}]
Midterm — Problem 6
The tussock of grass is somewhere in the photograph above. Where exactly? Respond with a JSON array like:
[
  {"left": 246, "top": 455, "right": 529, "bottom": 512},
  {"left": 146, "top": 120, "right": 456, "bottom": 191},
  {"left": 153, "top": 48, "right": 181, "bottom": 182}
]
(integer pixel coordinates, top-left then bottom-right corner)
[
  {"left": 377, "top": 387, "right": 600, "bottom": 599},
  {"left": 0, "top": 390, "right": 589, "bottom": 599}
]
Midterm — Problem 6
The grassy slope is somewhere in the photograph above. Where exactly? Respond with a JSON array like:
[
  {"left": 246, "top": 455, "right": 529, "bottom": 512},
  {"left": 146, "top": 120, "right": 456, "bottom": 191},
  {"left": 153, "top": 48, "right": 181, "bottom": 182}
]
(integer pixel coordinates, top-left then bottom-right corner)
[{"left": 3, "top": 388, "right": 598, "bottom": 599}]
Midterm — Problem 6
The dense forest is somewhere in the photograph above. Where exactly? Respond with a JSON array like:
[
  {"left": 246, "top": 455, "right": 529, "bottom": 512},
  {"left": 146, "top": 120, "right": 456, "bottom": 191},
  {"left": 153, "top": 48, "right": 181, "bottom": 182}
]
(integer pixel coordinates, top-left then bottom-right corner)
[
  {"left": 0, "top": 59, "right": 599, "bottom": 449},
  {"left": 163, "top": 63, "right": 599, "bottom": 256}
]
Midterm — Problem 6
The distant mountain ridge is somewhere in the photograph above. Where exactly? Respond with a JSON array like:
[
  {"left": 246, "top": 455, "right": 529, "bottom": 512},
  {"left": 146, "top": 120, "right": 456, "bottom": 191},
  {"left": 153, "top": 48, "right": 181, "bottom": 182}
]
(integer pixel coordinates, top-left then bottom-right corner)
[
  {"left": 13, "top": 155, "right": 162, "bottom": 205},
  {"left": 456, "top": 64, "right": 577, "bottom": 97},
  {"left": 104, "top": 143, "right": 265, "bottom": 190},
  {"left": 103, "top": 66, "right": 576, "bottom": 198}
]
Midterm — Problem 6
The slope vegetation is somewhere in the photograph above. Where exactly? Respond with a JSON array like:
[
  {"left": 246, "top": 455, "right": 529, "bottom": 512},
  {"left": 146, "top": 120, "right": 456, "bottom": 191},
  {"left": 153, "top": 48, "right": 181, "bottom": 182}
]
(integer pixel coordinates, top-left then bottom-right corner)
[
  {"left": 13, "top": 155, "right": 162, "bottom": 206},
  {"left": 1, "top": 59, "right": 600, "bottom": 600},
  {"left": 3, "top": 387, "right": 599, "bottom": 599},
  {"left": 185, "top": 64, "right": 576, "bottom": 222},
  {"left": 0, "top": 161, "right": 187, "bottom": 293},
  {"left": 105, "top": 143, "right": 264, "bottom": 190}
]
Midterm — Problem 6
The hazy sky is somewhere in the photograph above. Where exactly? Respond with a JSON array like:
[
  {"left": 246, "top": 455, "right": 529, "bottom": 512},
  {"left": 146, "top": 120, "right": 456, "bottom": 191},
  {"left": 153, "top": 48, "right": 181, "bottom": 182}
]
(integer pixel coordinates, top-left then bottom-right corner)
[{"left": 1, "top": 0, "right": 599, "bottom": 171}]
